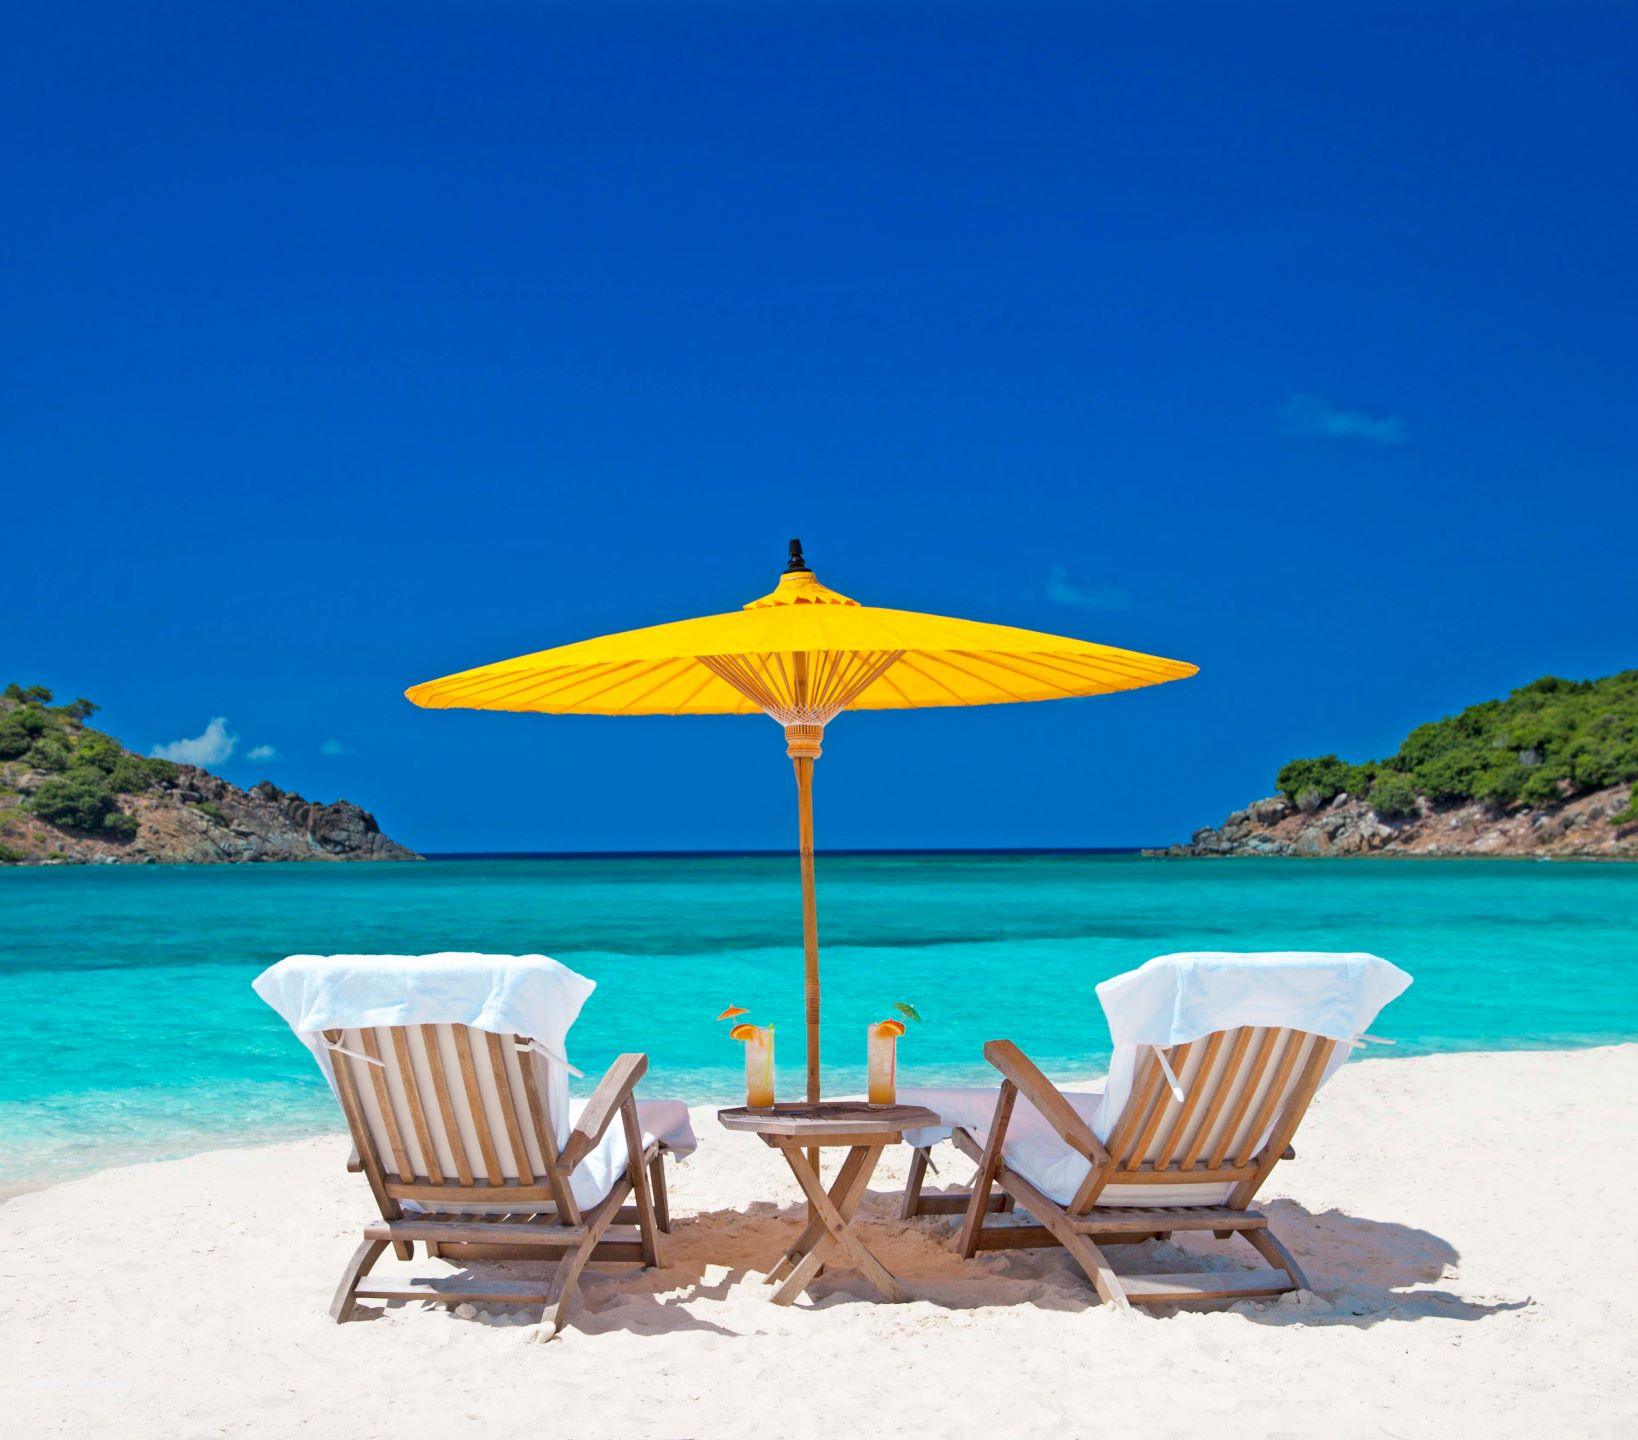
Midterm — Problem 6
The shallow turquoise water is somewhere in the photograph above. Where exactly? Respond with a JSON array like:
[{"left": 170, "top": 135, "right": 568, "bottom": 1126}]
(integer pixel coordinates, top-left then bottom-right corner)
[{"left": 2, "top": 855, "right": 1634, "bottom": 1193}]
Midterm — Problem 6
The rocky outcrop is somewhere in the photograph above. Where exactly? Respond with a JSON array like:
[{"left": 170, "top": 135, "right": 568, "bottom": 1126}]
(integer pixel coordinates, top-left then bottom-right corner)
[
  {"left": 0, "top": 689, "right": 418, "bottom": 865},
  {"left": 1147, "top": 784, "right": 1638, "bottom": 860},
  {"left": 2, "top": 762, "right": 418, "bottom": 864}
]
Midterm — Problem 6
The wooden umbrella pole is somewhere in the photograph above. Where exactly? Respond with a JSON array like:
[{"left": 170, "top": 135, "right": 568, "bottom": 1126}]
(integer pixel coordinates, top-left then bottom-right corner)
[
  {"left": 786, "top": 723, "right": 824, "bottom": 1172},
  {"left": 786, "top": 726, "right": 824, "bottom": 1101}
]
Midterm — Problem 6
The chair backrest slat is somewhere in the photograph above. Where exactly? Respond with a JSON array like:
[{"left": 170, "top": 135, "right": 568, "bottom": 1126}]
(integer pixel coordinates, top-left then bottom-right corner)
[
  {"left": 1205, "top": 1026, "right": 1278, "bottom": 1169},
  {"left": 1122, "top": 1040, "right": 1191, "bottom": 1171},
  {"left": 358, "top": 1027, "right": 416, "bottom": 1179},
  {"left": 1227, "top": 1035, "right": 1337, "bottom": 1208},
  {"left": 1074, "top": 1023, "right": 1340, "bottom": 1214},
  {"left": 516, "top": 1031, "right": 580, "bottom": 1223},
  {"left": 1152, "top": 1029, "right": 1222, "bottom": 1170},
  {"left": 485, "top": 1031, "right": 537, "bottom": 1186},
  {"left": 451, "top": 1025, "right": 505, "bottom": 1182},
  {"left": 324, "top": 1028, "right": 403, "bottom": 1225},
  {"left": 326, "top": 1020, "right": 579, "bottom": 1210},
  {"left": 420, "top": 1024, "right": 474, "bottom": 1185},
  {"left": 389, "top": 1026, "right": 443, "bottom": 1185},
  {"left": 1232, "top": 1029, "right": 1306, "bottom": 1168},
  {"left": 1178, "top": 1026, "right": 1250, "bottom": 1169},
  {"left": 1102, "top": 1052, "right": 1162, "bottom": 1165}
]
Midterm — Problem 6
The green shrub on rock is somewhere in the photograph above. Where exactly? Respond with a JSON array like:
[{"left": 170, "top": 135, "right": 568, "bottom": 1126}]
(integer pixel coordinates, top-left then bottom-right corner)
[
  {"left": 1369, "top": 771, "right": 1419, "bottom": 820},
  {"left": 24, "top": 733, "right": 73, "bottom": 772},
  {"left": 1277, "top": 755, "right": 1353, "bottom": 804},
  {"left": 0, "top": 705, "right": 50, "bottom": 759},
  {"left": 101, "top": 811, "right": 138, "bottom": 840},
  {"left": 30, "top": 771, "right": 120, "bottom": 832}
]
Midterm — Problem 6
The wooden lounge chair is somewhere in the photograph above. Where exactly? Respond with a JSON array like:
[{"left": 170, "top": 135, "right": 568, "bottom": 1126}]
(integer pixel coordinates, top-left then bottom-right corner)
[
  {"left": 325, "top": 1021, "right": 674, "bottom": 1338},
  {"left": 901, "top": 1025, "right": 1340, "bottom": 1309}
]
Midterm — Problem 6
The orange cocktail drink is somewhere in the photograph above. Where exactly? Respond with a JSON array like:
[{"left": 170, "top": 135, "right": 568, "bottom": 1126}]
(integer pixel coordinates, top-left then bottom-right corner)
[
  {"left": 741, "top": 1024, "right": 775, "bottom": 1108},
  {"left": 867, "top": 1020, "right": 905, "bottom": 1105}
]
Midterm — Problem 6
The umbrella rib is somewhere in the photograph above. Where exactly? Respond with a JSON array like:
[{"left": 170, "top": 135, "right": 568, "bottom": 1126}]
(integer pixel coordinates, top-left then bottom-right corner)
[
  {"left": 833, "top": 650, "right": 905, "bottom": 711},
  {"left": 761, "top": 652, "right": 798, "bottom": 713},
  {"left": 432, "top": 666, "right": 597, "bottom": 710},
  {"left": 955, "top": 648, "right": 1171, "bottom": 692},
  {"left": 425, "top": 667, "right": 567, "bottom": 706},
  {"left": 605, "top": 656, "right": 700, "bottom": 715},
  {"left": 810, "top": 649, "right": 846, "bottom": 712},
  {"left": 995, "top": 648, "right": 1192, "bottom": 688},
  {"left": 888, "top": 654, "right": 976, "bottom": 705},
  {"left": 865, "top": 668, "right": 916, "bottom": 707},
  {"left": 913, "top": 651, "right": 1041, "bottom": 702},
  {"left": 812, "top": 649, "right": 854, "bottom": 713},
  {"left": 940, "top": 651, "right": 1094, "bottom": 698},
  {"left": 446, "top": 659, "right": 652, "bottom": 709},
  {"left": 664, "top": 661, "right": 727, "bottom": 713},
  {"left": 701, "top": 654, "right": 782, "bottom": 715},
  {"left": 534, "top": 659, "right": 670, "bottom": 711}
]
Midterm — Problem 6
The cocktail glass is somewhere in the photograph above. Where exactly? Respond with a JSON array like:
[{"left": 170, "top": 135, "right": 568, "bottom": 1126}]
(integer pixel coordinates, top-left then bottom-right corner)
[
  {"left": 867, "top": 1022, "right": 898, "bottom": 1105},
  {"left": 744, "top": 1025, "right": 775, "bottom": 1108}
]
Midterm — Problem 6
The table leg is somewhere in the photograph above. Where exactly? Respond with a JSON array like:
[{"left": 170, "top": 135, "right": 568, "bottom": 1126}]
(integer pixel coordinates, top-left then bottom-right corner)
[
  {"left": 770, "top": 1142, "right": 906, "bottom": 1305},
  {"left": 766, "top": 1145, "right": 872, "bottom": 1286}
]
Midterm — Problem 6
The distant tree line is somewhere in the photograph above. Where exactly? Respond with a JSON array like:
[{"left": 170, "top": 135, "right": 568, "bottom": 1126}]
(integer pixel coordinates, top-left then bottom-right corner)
[{"left": 1277, "top": 672, "right": 1638, "bottom": 825}]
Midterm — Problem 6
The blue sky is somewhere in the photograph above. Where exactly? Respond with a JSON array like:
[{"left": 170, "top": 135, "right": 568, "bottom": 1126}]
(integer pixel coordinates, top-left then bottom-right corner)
[{"left": 5, "top": 3, "right": 1635, "bottom": 851}]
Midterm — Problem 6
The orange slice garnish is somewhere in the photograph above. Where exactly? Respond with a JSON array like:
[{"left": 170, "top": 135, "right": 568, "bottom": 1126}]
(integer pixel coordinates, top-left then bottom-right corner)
[
  {"left": 717, "top": 1006, "right": 748, "bottom": 1021},
  {"left": 876, "top": 1019, "right": 907, "bottom": 1038},
  {"left": 728, "top": 1022, "right": 760, "bottom": 1041}
]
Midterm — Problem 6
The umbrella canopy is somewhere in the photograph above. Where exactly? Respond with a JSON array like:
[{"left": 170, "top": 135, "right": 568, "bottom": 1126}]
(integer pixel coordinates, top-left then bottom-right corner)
[{"left": 407, "top": 541, "right": 1198, "bottom": 1104}]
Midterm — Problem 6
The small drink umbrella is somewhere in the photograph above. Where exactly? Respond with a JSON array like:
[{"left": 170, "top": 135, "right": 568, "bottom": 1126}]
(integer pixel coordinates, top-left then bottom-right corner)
[{"left": 406, "top": 540, "right": 1197, "bottom": 1108}]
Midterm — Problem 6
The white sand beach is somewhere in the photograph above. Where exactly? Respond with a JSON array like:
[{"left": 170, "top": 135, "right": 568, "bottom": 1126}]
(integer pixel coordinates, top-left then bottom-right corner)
[{"left": 4, "top": 1045, "right": 1635, "bottom": 1438}]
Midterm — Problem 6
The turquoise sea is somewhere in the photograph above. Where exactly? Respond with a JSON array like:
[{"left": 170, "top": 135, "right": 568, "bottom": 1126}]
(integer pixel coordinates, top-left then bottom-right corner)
[{"left": 2, "top": 854, "right": 1635, "bottom": 1196}]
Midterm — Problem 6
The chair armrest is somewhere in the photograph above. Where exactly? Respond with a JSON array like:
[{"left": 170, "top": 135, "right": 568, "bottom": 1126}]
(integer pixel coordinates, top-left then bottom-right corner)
[
  {"left": 982, "top": 1039, "right": 1110, "bottom": 1165},
  {"left": 346, "top": 1145, "right": 363, "bottom": 1173},
  {"left": 559, "top": 1053, "right": 648, "bottom": 1172}
]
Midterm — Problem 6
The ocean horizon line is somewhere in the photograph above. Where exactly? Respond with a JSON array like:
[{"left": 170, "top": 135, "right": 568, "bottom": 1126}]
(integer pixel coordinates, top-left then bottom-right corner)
[{"left": 421, "top": 846, "right": 1155, "bottom": 860}]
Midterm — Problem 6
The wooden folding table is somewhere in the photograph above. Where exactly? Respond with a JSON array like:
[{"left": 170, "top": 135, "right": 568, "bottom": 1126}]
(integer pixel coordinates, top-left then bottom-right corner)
[{"left": 718, "top": 1101, "right": 938, "bottom": 1306}]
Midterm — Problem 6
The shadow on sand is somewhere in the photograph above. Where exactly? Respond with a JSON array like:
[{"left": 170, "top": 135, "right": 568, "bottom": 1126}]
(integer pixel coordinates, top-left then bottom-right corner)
[{"left": 388, "top": 1183, "right": 1525, "bottom": 1337}]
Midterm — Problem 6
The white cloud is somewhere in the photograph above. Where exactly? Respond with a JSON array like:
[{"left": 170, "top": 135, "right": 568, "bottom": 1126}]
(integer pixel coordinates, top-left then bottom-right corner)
[
  {"left": 151, "top": 717, "right": 237, "bottom": 766},
  {"left": 246, "top": 744, "right": 279, "bottom": 761},
  {"left": 1276, "top": 393, "right": 1406, "bottom": 445},
  {"left": 1046, "top": 564, "right": 1131, "bottom": 611},
  {"left": 319, "top": 739, "right": 350, "bottom": 757}
]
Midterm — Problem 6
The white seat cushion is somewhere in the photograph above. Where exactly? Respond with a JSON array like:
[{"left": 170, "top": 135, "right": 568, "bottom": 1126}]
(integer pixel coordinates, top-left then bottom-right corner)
[
  {"left": 900, "top": 1083, "right": 1233, "bottom": 1209},
  {"left": 565, "top": 1096, "right": 696, "bottom": 1210}
]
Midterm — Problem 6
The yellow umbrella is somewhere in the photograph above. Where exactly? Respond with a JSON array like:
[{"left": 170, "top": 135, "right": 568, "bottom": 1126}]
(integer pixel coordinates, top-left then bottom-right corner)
[{"left": 406, "top": 540, "right": 1197, "bottom": 1106}]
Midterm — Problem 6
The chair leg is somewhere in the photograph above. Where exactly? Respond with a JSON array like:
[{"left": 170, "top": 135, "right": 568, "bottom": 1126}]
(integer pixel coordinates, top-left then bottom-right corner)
[
  {"left": 649, "top": 1154, "right": 671, "bottom": 1233},
  {"left": 1242, "top": 1223, "right": 1311, "bottom": 1292},
  {"left": 538, "top": 1181, "right": 630, "bottom": 1341},
  {"left": 621, "top": 1102, "right": 663, "bottom": 1269},
  {"left": 900, "top": 1146, "right": 931, "bottom": 1220},
  {"left": 330, "top": 1238, "right": 387, "bottom": 1323},
  {"left": 1056, "top": 1228, "right": 1132, "bottom": 1311},
  {"left": 957, "top": 1084, "right": 1017, "bottom": 1258}
]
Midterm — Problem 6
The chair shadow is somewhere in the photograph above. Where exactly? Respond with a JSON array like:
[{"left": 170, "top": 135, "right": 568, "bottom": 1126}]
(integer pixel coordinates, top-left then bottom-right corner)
[
  {"left": 390, "top": 1183, "right": 1526, "bottom": 1336},
  {"left": 755, "top": 1181, "right": 1527, "bottom": 1328}
]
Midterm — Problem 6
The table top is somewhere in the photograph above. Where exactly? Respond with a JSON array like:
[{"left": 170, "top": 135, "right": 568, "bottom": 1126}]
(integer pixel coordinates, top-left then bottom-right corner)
[{"left": 716, "top": 1100, "right": 940, "bottom": 1138}]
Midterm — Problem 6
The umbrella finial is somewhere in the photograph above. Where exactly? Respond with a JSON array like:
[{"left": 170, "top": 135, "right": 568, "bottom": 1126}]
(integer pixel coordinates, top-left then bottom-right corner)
[{"left": 786, "top": 538, "right": 810, "bottom": 573}]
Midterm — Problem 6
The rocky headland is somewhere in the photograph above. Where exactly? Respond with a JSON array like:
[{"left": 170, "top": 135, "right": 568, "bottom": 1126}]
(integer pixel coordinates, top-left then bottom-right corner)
[
  {"left": 1149, "top": 783, "right": 1637, "bottom": 859},
  {"left": 1148, "top": 670, "right": 1638, "bottom": 860},
  {"left": 0, "top": 684, "right": 418, "bottom": 865}
]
